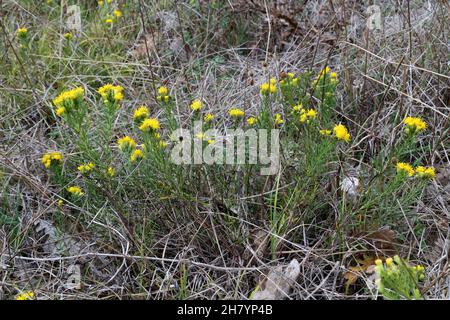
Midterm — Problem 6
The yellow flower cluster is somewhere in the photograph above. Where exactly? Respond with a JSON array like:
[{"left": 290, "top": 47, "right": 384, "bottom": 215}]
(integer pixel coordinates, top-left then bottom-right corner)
[
  {"left": 204, "top": 113, "right": 214, "bottom": 122},
  {"left": 107, "top": 166, "right": 115, "bottom": 177},
  {"left": 319, "top": 129, "right": 331, "bottom": 136},
  {"left": 396, "top": 162, "right": 415, "bottom": 177},
  {"left": 157, "top": 86, "right": 169, "bottom": 102},
  {"left": 15, "top": 291, "right": 34, "bottom": 300},
  {"left": 113, "top": 9, "right": 122, "bottom": 17},
  {"left": 229, "top": 108, "right": 245, "bottom": 118},
  {"left": 396, "top": 163, "right": 436, "bottom": 179},
  {"left": 247, "top": 117, "right": 257, "bottom": 126},
  {"left": 98, "top": 84, "right": 124, "bottom": 103},
  {"left": 139, "top": 118, "right": 160, "bottom": 132},
  {"left": 191, "top": 99, "right": 202, "bottom": 112},
  {"left": 280, "top": 73, "right": 299, "bottom": 87},
  {"left": 260, "top": 82, "right": 277, "bottom": 95},
  {"left": 274, "top": 113, "right": 284, "bottom": 125},
  {"left": 117, "top": 136, "right": 137, "bottom": 150},
  {"left": 41, "top": 151, "right": 63, "bottom": 168},
  {"left": 67, "top": 186, "right": 84, "bottom": 196},
  {"left": 133, "top": 106, "right": 149, "bottom": 124},
  {"left": 16, "top": 27, "right": 28, "bottom": 38},
  {"left": 53, "top": 87, "right": 85, "bottom": 115},
  {"left": 404, "top": 117, "right": 427, "bottom": 134},
  {"left": 130, "top": 149, "right": 144, "bottom": 162},
  {"left": 374, "top": 255, "right": 425, "bottom": 300},
  {"left": 333, "top": 124, "right": 350, "bottom": 142},
  {"left": 64, "top": 32, "right": 73, "bottom": 40},
  {"left": 77, "top": 162, "right": 95, "bottom": 174},
  {"left": 313, "top": 66, "right": 338, "bottom": 86},
  {"left": 299, "top": 109, "right": 316, "bottom": 123},
  {"left": 415, "top": 166, "right": 436, "bottom": 179}
]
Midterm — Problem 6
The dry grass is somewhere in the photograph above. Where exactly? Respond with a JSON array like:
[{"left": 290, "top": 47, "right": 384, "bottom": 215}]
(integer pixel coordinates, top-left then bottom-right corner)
[{"left": 0, "top": 0, "right": 449, "bottom": 300}]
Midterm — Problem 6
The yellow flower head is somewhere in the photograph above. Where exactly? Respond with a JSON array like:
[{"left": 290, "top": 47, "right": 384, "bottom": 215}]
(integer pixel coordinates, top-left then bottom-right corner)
[
  {"left": 53, "top": 87, "right": 84, "bottom": 109},
  {"left": 64, "top": 32, "right": 73, "bottom": 40},
  {"left": 77, "top": 162, "right": 95, "bottom": 174},
  {"left": 330, "top": 72, "right": 337, "bottom": 80},
  {"left": 56, "top": 106, "right": 66, "bottom": 116},
  {"left": 130, "top": 149, "right": 144, "bottom": 162},
  {"left": 299, "top": 109, "right": 316, "bottom": 124},
  {"left": 319, "top": 129, "right": 331, "bottom": 136},
  {"left": 67, "top": 186, "right": 84, "bottom": 196},
  {"left": 98, "top": 84, "right": 124, "bottom": 103},
  {"left": 375, "top": 259, "right": 383, "bottom": 266},
  {"left": 139, "top": 118, "right": 160, "bottom": 132},
  {"left": 16, "top": 291, "right": 34, "bottom": 300},
  {"left": 386, "top": 258, "right": 393, "bottom": 266},
  {"left": 292, "top": 104, "right": 303, "bottom": 112},
  {"left": 229, "top": 108, "right": 245, "bottom": 118},
  {"left": 191, "top": 99, "right": 202, "bottom": 112},
  {"left": 195, "top": 132, "right": 206, "bottom": 140},
  {"left": 113, "top": 9, "right": 122, "bottom": 17},
  {"left": 17, "top": 27, "right": 28, "bottom": 38},
  {"left": 260, "top": 82, "right": 277, "bottom": 95},
  {"left": 415, "top": 166, "right": 436, "bottom": 179},
  {"left": 41, "top": 151, "right": 63, "bottom": 168},
  {"left": 98, "top": 0, "right": 104, "bottom": 6},
  {"left": 274, "top": 113, "right": 284, "bottom": 125},
  {"left": 269, "top": 78, "right": 277, "bottom": 85},
  {"left": 247, "top": 117, "right": 257, "bottom": 126},
  {"left": 133, "top": 106, "right": 149, "bottom": 124},
  {"left": 158, "top": 86, "right": 168, "bottom": 97},
  {"left": 105, "top": 18, "right": 113, "bottom": 24},
  {"left": 404, "top": 117, "right": 427, "bottom": 134},
  {"left": 117, "top": 136, "right": 137, "bottom": 150},
  {"left": 204, "top": 113, "right": 214, "bottom": 122},
  {"left": 107, "top": 167, "right": 115, "bottom": 177},
  {"left": 396, "top": 162, "right": 415, "bottom": 177},
  {"left": 158, "top": 140, "right": 168, "bottom": 148},
  {"left": 333, "top": 124, "right": 350, "bottom": 143}
]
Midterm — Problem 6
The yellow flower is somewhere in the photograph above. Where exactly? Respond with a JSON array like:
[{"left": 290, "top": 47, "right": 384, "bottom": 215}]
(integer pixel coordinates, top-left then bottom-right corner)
[
  {"left": 133, "top": 106, "right": 149, "bottom": 124},
  {"left": 98, "top": 84, "right": 123, "bottom": 103},
  {"left": 105, "top": 18, "right": 113, "bottom": 24},
  {"left": 113, "top": 9, "right": 122, "bottom": 17},
  {"left": 204, "top": 113, "right": 214, "bottom": 122},
  {"left": 57, "top": 199, "right": 64, "bottom": 206},
  {"left": 319, "top": 129, "right": 331, "bottom": 136},
  {"left": 333, "top": 124, "right": 350, "bottom": 142},
  {"left": 77, "top": 162, "right": 95, "bottom": 174},
  {"left": 229, "top": 108, "right": 245, "bottom": 118},
  {"left": 139, "top": 118, "right": 160, "bottom": 132},
  {"left": 207, "top": 139, "right": 215, "bottom": 145},
  {"left": 247, "top": 117, "right": 257, "bottom": 126},
  {"left": 260, "top": 82, "right": 277, "bottom": 95},
  {"left": 396, "top": 162, "right": 415, "bottom": 177},
  {"left": 16, "top": 291, "right": 34, "bottom": 300},
  {"left": 56, "top": 106, "right": 66, "bottom": 116},
  {"left": 299, "top": 109, "right": 316, "bottom": 124},
  {"left": 130, "top": 149, "right": 144, "bottom": 162},
  {"left": 292, "top": 104, "right": 303, "bottom": 112},
  {"left": 330, "top": 72, "right": 337, "bottom": 80},
  {"left": 17, "top": 27, "right": 28, "bottom": 38},
  {"left": 117, "top": 136, "right": 137, "bottom": 150},
  {"left": 41, "top": 151, "right": 63, "bottom": 168},
  {"left": 107, "top": 166, "right": 115, "bottom": 177},
  {"left": 158, "top": 140, "right": 168, "bottom": 148},
  {"left": 404, "top": 117, "right": 427, "bottom": 134},
  {"left": 269, "top": 78, "right": 277, "bottom": 85},
  {"left": 287, "top": 72, "right": 295, "bottom": 79},
  {"left": 274, "top": 113, "right": 284, "bottom": 125},
  {"left": 98, "top": 0, "right": 104, "bottom": 5},
  {"left": 386, "top": 258, "right": 393, "bottom": 266},
  {"left": 53, "top": 87, "right": 84, "bottom": 109},
  {"left": 67, "top": 186, "right": 84, "bottom": 196},
  {"left": 375, "top": 259, "right": 383, "bottom": 266},
  {"left": 158, "top": 86, "right": 168, "bottom": 96},
  {"left": 415, "top": 166, "right": 436, "bottom": 179},
  {"left": 64, "top": 32, "right": 73, "bottom": 40},
  {"left": 291, "top": 78, "right": 299, "bottom": 86},
  {"left": 306, "top": 109, "right": 316, "bottom": 118},
  {"left": 190, "top": 99, "right": 202, "bottom": 111}
]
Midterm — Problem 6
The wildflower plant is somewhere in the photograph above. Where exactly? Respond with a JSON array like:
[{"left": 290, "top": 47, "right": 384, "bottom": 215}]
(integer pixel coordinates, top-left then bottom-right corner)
[{"left": 374, "top": 256, "right": 425, "bottom": 300}]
